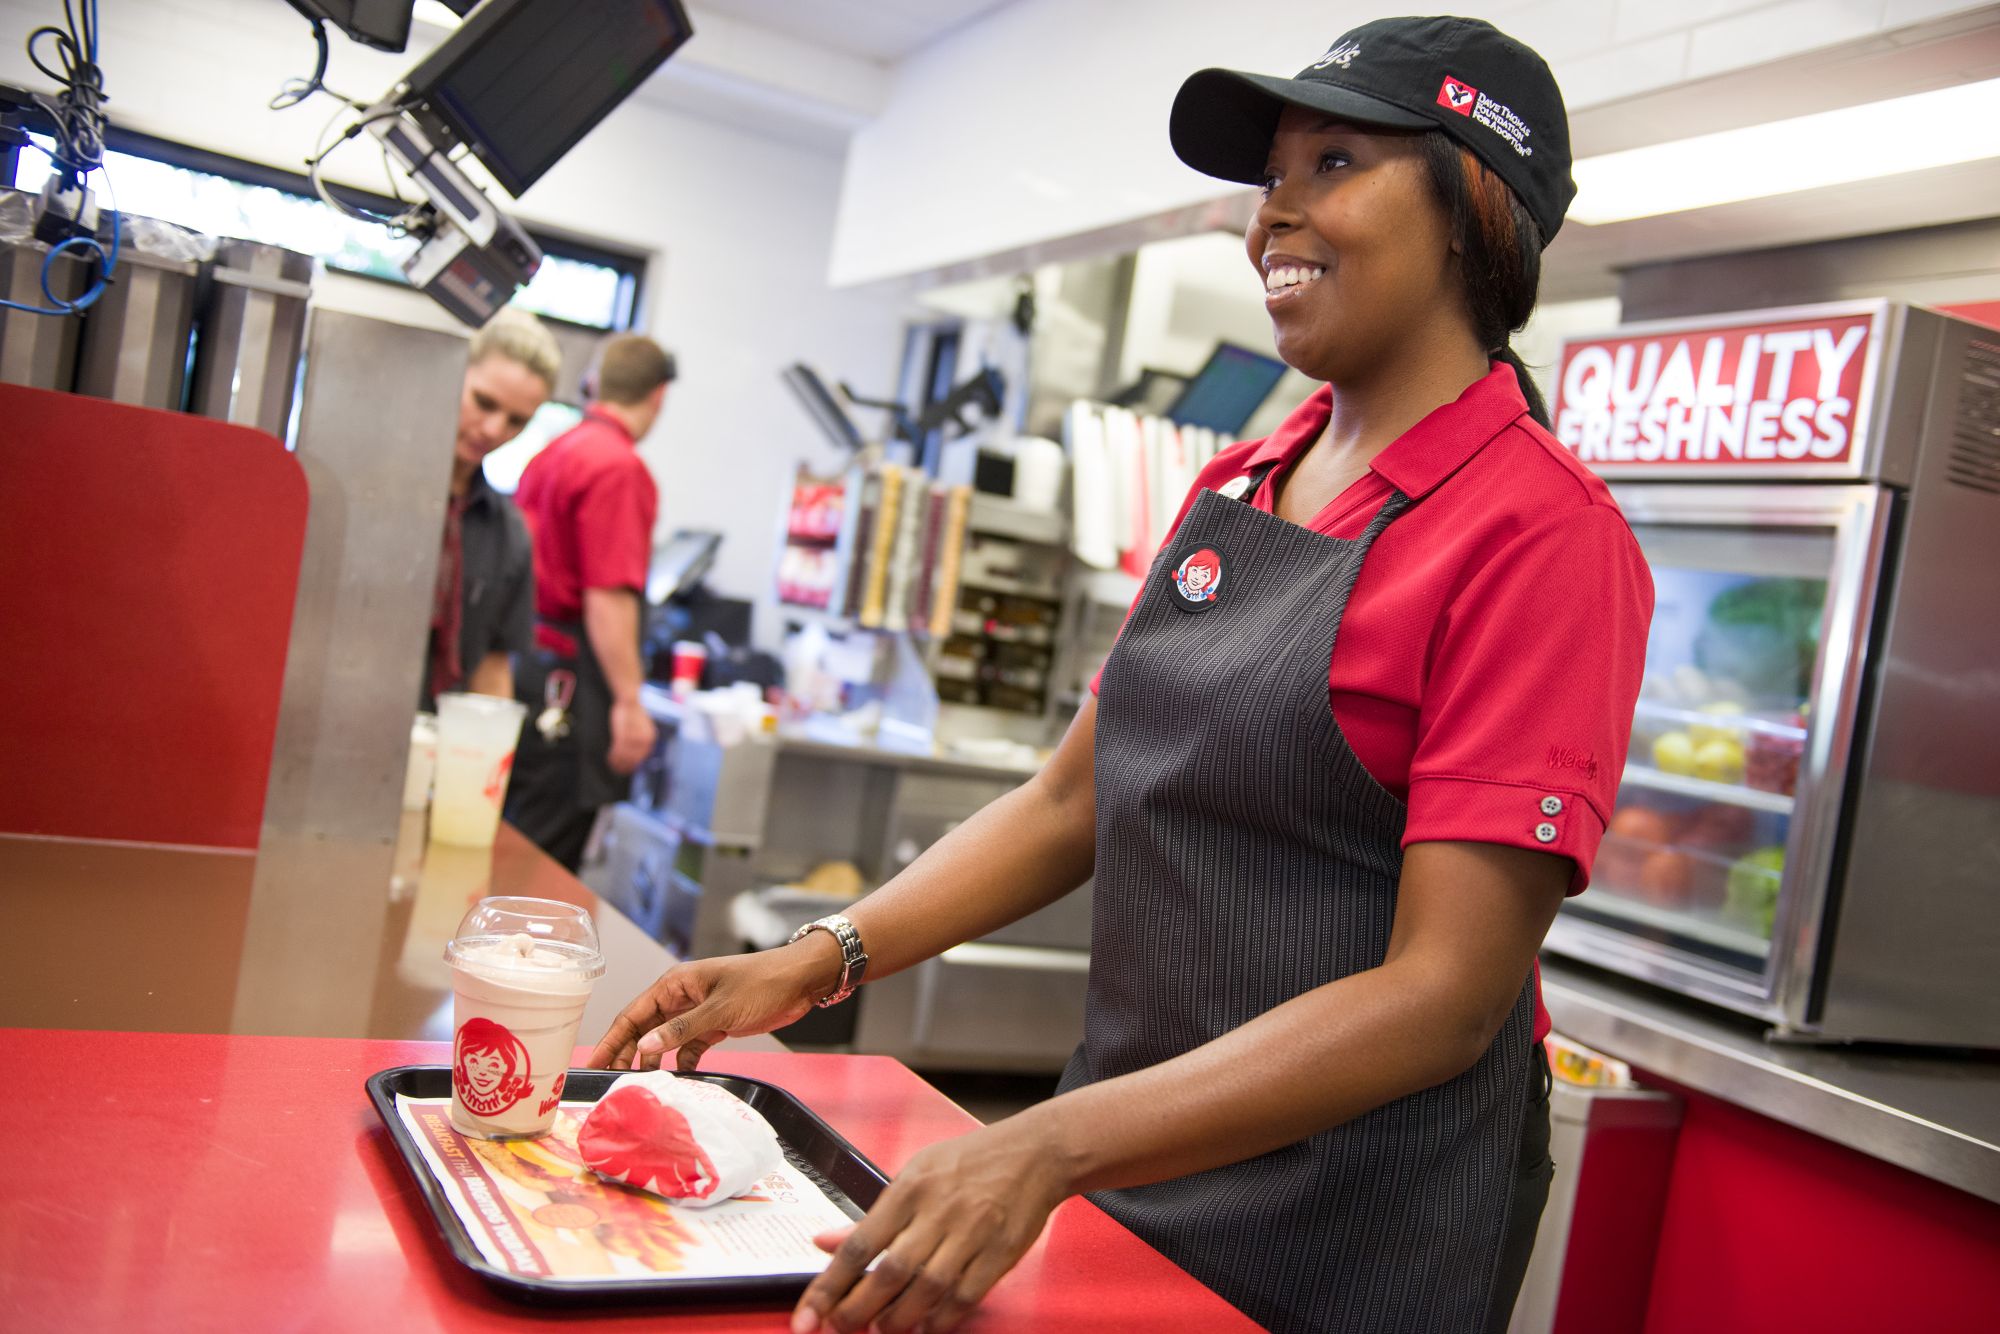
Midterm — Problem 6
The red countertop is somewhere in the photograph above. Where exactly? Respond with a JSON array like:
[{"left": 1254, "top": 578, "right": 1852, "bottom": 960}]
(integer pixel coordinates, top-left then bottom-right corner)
[
  {"left": 1, "top": 823, "right": 1250, "bottom": 1327},
  {"left": 0, "top": 1030, "right": 1256, "bottom": 1331}
]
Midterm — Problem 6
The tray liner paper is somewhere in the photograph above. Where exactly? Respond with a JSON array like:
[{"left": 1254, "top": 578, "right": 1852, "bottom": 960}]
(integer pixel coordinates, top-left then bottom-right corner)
[{"left": 395, "top": 1095, "right": 853, "bottom": 1282}]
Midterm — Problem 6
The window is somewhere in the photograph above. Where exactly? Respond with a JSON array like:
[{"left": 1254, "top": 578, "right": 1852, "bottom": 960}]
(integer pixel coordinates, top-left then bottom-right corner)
[{"left": 5, "top": 132, "right": 643, "bottom": 331}]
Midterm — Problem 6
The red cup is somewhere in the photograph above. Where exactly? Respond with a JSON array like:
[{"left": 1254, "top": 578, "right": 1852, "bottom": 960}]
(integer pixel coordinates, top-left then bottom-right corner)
[{"left": 669, "top": 641, "right": 708, "bottom": 698}]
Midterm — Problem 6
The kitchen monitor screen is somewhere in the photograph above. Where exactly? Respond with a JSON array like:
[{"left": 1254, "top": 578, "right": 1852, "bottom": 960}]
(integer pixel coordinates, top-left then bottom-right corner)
[
  {"left": 403, "top": 0, "right": 694, "bottom": 198},
  {"left": 1166, "top": 343, "right": 1291, "bottom": 437}
]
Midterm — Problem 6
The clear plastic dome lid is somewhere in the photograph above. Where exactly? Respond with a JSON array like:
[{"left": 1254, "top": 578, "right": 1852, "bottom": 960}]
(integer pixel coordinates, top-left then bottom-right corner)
[{"left": 444, "top": 896, "right": 605, "bottom": 979}]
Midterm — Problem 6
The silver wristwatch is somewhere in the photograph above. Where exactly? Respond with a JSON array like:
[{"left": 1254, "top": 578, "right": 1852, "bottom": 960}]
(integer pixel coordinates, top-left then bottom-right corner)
[{"left": 788, "top": 913, "right": 869, "bottom": 1008}]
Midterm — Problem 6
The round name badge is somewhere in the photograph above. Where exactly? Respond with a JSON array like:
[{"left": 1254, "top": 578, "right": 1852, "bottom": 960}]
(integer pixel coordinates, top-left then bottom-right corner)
[
  {"left": 1216, "top": 474, "right": 1253, "bottom": 500},
  {"left": 1171, "top": 546, "right": 1225, "bottom": 612}
]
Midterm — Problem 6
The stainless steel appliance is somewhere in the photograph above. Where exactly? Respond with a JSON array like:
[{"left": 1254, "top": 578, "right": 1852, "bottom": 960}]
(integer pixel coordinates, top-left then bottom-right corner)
[
  {"left": 0, "top": 189, "right": 87, "bottom": 390},
  {"left": 588, "top": 692, "right": 1092, "bottom": 1073},
  {"left": 74, "top": 236, "right": 199, "bottom": 409},
  {"left": 190, "top": 240, "right": 314, "bottom": 437},
  {"left": 851, "top": 769, "right": 1091, "bottom": 1074},
  {"left": 1544, "top": 300, "right": 2000, "bottom": 1047}
]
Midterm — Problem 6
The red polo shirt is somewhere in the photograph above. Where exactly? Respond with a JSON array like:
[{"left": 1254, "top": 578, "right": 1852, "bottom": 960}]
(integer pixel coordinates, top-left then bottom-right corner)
[
  {"left": 1096, "top": 365, "right": 1654, "bottom": 1043},
  {"left": 515, "top": 405, "right": 659, "bottom": 656}
]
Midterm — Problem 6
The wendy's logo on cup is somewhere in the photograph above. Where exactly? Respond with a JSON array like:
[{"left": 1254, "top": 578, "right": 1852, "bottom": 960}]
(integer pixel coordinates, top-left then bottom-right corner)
[
  {"left": 1172, "top": 547, "right": 1225, "bottom": 612},
  {"left": 537, "top": 1072, "right": 567, "bottom": 1118},
  {"left": 482, "top": 751, "right": 514, "bottom": 803},
  {"left": 454, "top": 1016, "right": 533, "bottom": 1116}
]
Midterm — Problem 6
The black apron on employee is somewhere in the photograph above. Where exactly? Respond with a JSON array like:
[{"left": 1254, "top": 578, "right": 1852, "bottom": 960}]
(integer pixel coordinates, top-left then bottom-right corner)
[
  {"left": 1056, "top": 473, "right": 1536, "bottom": 1333},
  {"left": 506, "top": 618, "right": 628, "bottom": 869}
]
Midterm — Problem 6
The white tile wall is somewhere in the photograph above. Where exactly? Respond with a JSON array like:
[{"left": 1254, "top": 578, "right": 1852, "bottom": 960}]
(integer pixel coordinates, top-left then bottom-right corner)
[
  {"left": 1558, "top": 30, "right": 1692, "bottom": 109},
  {"left": 1497, "top": 0, "right": 1620, "bottom": 65},
  {"left": 831, "top": 0, "right": 2000, "bottom": 284},
  {"left": 1685, "top": 0, "right": 1890, "bottom": 80},
  {"left": 1881, "top": 0, "right": 2000, "bottom": 28},
  {"left": 1612, "top": 0, "right": 1764, "bottom": 46}
]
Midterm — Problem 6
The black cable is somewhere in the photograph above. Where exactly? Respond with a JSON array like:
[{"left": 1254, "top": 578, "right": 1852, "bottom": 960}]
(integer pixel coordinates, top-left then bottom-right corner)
[
  {"left": 269, "top": 18, "right": 331, "bottom": 110},
  {"left": 24, "top": 2, "right": 105, "bottom": 181},
  {"left": 3, "top": 0, "right": 116, "bottom": 318},
  {"left": 270, "top": 13, "right": 366, "bottom": 111},
  {"left": 26, "top": 26, "right": 74, "bottom": 85},
  {"left": 307, "top": 103, "right": 425, "bottom": 229}
]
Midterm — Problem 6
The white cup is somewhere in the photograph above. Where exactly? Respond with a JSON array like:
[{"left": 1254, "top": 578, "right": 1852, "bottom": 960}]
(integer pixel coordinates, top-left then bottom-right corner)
[
  {"left": 402, "top": 712, "right": 439, "bottom": 811},
  {"left": 1011, "top": 436, "right": 1067, "bottom": 511},
  {"left": 445, "top": 897, "right": 606, "bottom": 1139},
  {"left": 431, "top": 692, "right": 528, "bottom": 847}
]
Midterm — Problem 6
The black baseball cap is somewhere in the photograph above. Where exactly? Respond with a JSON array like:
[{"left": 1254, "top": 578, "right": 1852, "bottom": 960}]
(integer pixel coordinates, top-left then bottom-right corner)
[{"left": 1170, "top": 15, "right": 1576, "bottom": 242}]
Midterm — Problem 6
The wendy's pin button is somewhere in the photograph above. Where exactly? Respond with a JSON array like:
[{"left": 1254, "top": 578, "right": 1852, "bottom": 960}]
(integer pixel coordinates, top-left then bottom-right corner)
[{"left": 1171, "top": 546, "right": 1226, "bottom": 612}]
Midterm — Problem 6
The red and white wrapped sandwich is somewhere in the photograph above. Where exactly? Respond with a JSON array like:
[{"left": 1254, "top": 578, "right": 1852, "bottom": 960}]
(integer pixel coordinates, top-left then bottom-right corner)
[{"left": 577, "top": 1070, "right": 785, "bottom": 1207}]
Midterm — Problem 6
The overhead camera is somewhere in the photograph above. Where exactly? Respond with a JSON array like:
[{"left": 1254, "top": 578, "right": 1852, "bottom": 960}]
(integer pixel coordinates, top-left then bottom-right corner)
[{"left": 285, "top": 1, "right": 693, "bottom": 326}]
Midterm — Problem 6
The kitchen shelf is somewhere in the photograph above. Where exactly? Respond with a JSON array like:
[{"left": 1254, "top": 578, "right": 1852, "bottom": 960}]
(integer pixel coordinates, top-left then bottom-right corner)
[
  {"left": 966, "top": 493, "right": 1067, "bottom": 546},
  {"left": 1577, "top": 889, "right": 1773, "bottom": 959},
  {"left": 958, "top": 576, "right": 1063, "bottom": 602},
  {"left": 1621, "top": 764, "right": 1796, "bottom": 815},
  {"left": 1633, "top": 698, "right": 1806, "bottom": 742},
  {"left": 1077, "top": 567, "right": 1141, "bottom": 607}
]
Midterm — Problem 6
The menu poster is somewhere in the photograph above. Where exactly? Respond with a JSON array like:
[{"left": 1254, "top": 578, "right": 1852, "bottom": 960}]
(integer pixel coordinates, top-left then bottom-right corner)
[{"left": 394, "top": 1095, "right": 854, "bottom": 1283}]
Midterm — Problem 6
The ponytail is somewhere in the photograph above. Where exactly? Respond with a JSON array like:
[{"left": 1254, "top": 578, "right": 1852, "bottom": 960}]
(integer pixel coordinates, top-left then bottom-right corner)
[
  {"left": 1494, "top": 344, "right": 1550, "bottom": 429},
  {"left": 1419, "top": 133, "right": 1552, "bottom": 429}
]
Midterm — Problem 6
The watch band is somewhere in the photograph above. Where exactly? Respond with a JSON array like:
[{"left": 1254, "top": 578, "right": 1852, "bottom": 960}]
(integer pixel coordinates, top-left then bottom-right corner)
[{"left": 788, "top": 913, "right": 868, "bottom": 1008}]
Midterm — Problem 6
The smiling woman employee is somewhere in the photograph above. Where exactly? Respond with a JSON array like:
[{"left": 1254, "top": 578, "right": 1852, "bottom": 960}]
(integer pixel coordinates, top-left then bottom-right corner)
[{"left": 591, "top": 16, "right": 1652, "bottom": 1334}]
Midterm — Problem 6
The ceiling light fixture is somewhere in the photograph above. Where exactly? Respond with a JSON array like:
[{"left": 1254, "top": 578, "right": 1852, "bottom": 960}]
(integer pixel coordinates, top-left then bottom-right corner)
[
  {"left": 411, "top": 1, "right": 464, "bottom": 31},
  {"left": 1568, "top": 76, "right": 2000, "bottom": 226}
]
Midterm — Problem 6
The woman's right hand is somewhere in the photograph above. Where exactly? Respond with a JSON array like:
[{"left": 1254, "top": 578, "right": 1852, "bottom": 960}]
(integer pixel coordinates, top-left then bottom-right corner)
[{"left": 586, "top": 934, "right": 844, "bottom": 1072}]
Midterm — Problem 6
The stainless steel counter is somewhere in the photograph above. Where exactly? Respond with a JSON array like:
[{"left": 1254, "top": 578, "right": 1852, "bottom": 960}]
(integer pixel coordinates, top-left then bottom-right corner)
[
  {"left": 774, "top": 732, "right": 1043, "bottom": 781},
  {"left": 1, "top": 814, "right": 779, "bottom": 1056},
  {"left": 1542, "top": 958, "right": 2000, "bottom": 1205},
  {"left": 639, "top": 684, "right": 1045, "bottom": 785}
]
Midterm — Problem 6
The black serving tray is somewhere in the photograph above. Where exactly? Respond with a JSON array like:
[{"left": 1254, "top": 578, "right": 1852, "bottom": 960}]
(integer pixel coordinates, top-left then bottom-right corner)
[{"left": 366, "top": 1065, "right": 889, "bottom": 1305}]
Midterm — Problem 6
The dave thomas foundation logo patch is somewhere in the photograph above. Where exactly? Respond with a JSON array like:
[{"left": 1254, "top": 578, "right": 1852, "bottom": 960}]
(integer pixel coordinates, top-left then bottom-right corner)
[
  {"left": 1437, "top": 76, "right": 1478, "bottom": 115},
  {"left": 1172, "top": 547, "right": 1225, "bottom": 611},
  {"left": 1437, "top": 74, "right": 1535, "bottom": 156}
]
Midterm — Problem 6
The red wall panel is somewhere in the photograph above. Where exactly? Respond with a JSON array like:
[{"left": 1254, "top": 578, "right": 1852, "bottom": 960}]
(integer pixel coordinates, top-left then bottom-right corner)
[
  {"left": 0, "top": 385, "right": 307, "bottom": 848},
  {"left": 1642, "top": 1087, "right": 2000, "bottom": 1333},
  {"left": 1938, "top": 300, "right": 2000, "bottom": 331}
]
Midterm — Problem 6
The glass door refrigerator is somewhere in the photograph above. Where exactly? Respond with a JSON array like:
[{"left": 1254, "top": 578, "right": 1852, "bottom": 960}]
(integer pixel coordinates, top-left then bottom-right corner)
[{"left": 1545, "top": 299, "right": 2000, "bottom": 1048}]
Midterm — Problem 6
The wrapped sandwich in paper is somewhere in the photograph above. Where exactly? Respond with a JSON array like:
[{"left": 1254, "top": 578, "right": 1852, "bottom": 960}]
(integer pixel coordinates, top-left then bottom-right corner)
[{"left": 577, "top": 1070, "right": 785, "bottom": 1207}]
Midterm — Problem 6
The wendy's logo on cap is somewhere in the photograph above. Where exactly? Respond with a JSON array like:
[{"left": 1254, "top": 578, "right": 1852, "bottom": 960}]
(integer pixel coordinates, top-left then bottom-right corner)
[
  {"left": 1172, "top": 547, "right": 1224, "bottom": 611},
  {"left": 1438, "top": 76, "right": 1478, "bottom": 114},
  {"left": 1311, "top": 38, "right": 1361, "bottom": 70}
]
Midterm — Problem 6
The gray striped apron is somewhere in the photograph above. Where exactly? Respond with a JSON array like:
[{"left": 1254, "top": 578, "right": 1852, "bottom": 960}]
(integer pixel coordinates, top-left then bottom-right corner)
[{"left": 1058, "top": 473, "right": 1535, "bottom": 1333}]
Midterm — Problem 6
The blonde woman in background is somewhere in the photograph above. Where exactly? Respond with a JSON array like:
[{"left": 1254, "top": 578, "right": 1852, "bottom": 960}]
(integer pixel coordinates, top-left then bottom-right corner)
[{"left": 422, "top": 307, "right": 561, "bottom": 709}]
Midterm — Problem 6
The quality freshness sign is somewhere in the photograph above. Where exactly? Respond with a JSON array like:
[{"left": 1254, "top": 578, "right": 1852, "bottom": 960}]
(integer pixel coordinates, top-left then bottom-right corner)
[{"left": 1552, "top": 309, "right": 1880, "bottom": 474}]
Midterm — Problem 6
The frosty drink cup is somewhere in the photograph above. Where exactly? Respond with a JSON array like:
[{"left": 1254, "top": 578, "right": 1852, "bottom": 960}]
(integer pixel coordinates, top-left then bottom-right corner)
[
  {"left": 431, "top": 692, "right": 527, "bottom": 847},
  {"left": 670, "top": 640, "right": 707, "bottom": 698},
  {"left": 445, "top": 897, "right": 606, "bottom": 1139}
]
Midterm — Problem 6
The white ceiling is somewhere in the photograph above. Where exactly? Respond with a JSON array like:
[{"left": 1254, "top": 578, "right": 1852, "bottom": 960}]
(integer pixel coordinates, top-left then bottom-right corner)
[{"left": 691, "top": 0, "right": 1018, "bottom": 63}]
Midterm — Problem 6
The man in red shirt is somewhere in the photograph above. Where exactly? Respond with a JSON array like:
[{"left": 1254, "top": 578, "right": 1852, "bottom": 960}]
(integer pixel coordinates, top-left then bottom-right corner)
[{"left": 504, "top": 336, "right": 677, "bottom": 869}]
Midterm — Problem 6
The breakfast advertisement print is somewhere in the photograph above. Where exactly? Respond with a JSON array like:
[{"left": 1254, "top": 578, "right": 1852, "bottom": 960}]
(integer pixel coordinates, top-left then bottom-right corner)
[{"left": 394, "top": 1094, "right": 852, "bottom": 1282}]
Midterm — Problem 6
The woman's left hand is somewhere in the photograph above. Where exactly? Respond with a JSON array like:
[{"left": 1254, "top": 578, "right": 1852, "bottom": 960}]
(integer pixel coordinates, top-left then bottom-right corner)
[{"left": 792, "top": 1114, "right": 1072, "bottom": 1333}]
